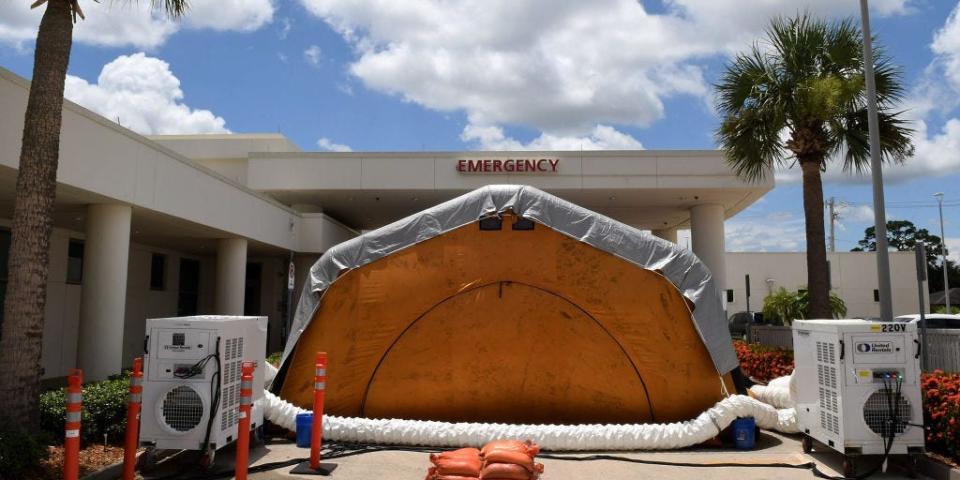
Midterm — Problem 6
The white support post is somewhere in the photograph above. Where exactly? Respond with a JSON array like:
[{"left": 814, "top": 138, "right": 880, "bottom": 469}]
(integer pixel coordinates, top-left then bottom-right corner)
[{"left": 77, "top": 204, "right": 132, "bottom": 381}]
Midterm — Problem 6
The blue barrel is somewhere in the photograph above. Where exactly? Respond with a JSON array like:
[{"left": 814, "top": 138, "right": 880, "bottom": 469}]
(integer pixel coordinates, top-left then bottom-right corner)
[
  {"left": 732, "top": 417, "right": 756, "bottom": 450},
  {"left": 296, "top": 412, "right": 313, "bottom": 448}
]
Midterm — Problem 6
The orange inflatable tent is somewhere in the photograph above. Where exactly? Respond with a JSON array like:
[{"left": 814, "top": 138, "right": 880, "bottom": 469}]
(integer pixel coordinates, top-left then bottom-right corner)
[{"left": 275, "top": 185, "right": 739, "bottom": 424}]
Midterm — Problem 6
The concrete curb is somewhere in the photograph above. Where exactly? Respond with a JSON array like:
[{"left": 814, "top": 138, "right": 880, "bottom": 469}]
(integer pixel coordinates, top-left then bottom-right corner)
[
  {"left": 80, "top": 449, "right": 183, "bottom": 480},
  {"left": 916, "top": 456, "right": 960, "bottom": 480},
  {"left": 80, "top": 459, "right": 123, "bottom": 480}
]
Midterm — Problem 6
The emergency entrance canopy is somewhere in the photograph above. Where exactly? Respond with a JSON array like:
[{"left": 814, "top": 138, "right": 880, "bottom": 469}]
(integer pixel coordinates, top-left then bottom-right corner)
[{"left": 276, "top": 185, "right": 738, "bottom": 424}]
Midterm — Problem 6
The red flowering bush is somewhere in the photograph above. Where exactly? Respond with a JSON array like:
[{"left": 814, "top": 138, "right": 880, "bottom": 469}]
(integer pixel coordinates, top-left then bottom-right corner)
[
  {"left": 733, "top": 340, "right": 795, "bottom": 383},
  {"left": 732, "top": 342, "right": 960, "bottom": 461},
  {"left": 922, "top": 370, "right": 960, "bottom": 460}
]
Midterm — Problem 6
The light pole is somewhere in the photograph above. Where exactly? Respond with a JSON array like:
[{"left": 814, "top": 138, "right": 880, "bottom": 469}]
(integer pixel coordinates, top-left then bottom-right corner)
[
  {"left": 860, "top": 0, "right": 894, "bottom": 322},
  {"left": 935, "top": 192, "right": 950, "bottom": 311}
]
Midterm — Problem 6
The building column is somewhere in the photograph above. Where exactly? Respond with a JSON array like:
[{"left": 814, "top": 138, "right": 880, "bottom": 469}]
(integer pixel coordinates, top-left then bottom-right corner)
[
  {"left": 77, "top": 204, "right": 132, "bottom": 381},
  {"left": 651, "top": 228, "right": 678, "bottom": 243},
  {"left": 216, "top": 238, "right": 247, "bottom": 315},
  {"left": 690, "top": 204, "right": 727, "bottom": 295}
]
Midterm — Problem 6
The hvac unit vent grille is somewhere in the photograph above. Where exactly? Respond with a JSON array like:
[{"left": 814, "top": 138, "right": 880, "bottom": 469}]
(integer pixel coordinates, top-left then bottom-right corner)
[
  {"left": 220, "top": 337, "right": 245, "bottom": 432},
  {"left": 161, "top": 385, "right": 204, "bottom": 433},
  {"left": 863, "top": 389, "right": 911, "bottom": 437},
  {"left": 816, "top": 341, "right": 840, "bottom": 435}
]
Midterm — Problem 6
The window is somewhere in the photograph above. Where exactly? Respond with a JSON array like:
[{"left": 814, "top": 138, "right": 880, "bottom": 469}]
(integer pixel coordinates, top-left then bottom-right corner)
[
  {"left": 726, "top": 289, "right": 734, "bottom": 303},
  {"left": 66, "top": 240, "right": 84, "bottom": 284},
  {"left": 150, "top": 253, "right": 166, "bottom": 291},
  {"left": 177, "top": 258, "right": 200, "bottom": 316},
  {"left": 873, "top": 289, "right": 880, "bottom": 302}
]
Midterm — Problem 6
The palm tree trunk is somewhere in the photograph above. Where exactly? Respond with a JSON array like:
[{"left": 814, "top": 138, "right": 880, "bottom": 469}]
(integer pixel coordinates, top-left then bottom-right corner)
[
  {"left": 799, "top": 159, "right": 831, "bottom": 319},
  {"left": 0, "top": 0, "right": 73, "bottom": 430}
]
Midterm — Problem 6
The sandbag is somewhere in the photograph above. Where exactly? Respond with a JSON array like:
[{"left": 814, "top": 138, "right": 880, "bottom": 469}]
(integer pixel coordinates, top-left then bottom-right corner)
[
  {"left": 480, "top": 463, "right": 531, "bottom": 480},
  {"left": 436, "top": 448, "right": 482, "bottom": 460},
  {"left": 482, "top": 450, "right": 534, "bottom": 471},
  {"left": 481, "top": 440, "right": 540, "bottom": 458},
  {"left": 429, "top": 454, "right": 482, "bottom": 477}
]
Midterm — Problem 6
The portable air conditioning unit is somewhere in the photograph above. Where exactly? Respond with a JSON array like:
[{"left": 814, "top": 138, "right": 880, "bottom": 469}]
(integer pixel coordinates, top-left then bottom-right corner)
[
  {"left": 792, "top": 319, "right": 924, "bottom": 476},
  {"left": 140, "top": 316, "right": 267, "bottom": 461}
]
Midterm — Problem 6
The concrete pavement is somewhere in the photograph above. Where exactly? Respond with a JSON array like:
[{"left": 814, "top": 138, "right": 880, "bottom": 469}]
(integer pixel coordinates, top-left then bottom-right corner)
[{"left": 142, "top": 431, "right": 926, "bottom": 480}]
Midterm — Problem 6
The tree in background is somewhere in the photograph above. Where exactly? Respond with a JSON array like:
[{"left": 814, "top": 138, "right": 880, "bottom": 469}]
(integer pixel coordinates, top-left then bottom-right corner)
[
  {"left": 716, "top": 14, "right": 913, "bottom": 320},
  {"left": 0, "top": 0, "right": 188, "bottom": 434},
  {"left": 762, "top": 287, "right": 848, "bottom": 325},
  {"left": 852, "top": 219, "right": 960, "bottom": 294},
  {"left": 853, "top": 219, "right": 944, "bottom": 263}
]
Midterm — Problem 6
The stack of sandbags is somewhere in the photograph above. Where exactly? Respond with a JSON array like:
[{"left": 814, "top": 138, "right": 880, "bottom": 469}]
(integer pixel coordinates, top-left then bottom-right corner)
[
  {"left": 425, "top": 447, "right": 483, "bottom": 480},
  {"left": 479, "top": 440, "right": 543, "bottom": 479}
]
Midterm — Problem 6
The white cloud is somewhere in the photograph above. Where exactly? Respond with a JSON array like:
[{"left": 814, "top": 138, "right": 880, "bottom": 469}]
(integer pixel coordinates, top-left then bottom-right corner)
[
  {"left": 64, "top": 53, "right": 228, "bottom": 135},
  {"left": 317, "top": 137, "right": 352, "bottom": 152},
  {"left": 278, "top": 17, "right": 293, "bottom": 39},
  {"left": 304, "top": 45, "right": 323, "bottom": 67},
  {"left": 461, "top": 124, "right": 643, "bottom": 150},
  {"left": 299, "top": 0, "right": 912, "bottom": 145},
  {"left": 946, "top": 238, "right": 960, "bottom": 264},
  {"left": 933, "top": 4, "right": 960, "bottom": 93},
  {"left": 183, "top": 0, "right": 275, "bottom": 32},
  {"left": 725, "top": 211, "right": 807, "bottom": 252},
  {"left": 839, "top": 204, "right": 876, "bottom": 224},
  {"left": 0, "top": 0, "right": 273, "bottom": 49}
]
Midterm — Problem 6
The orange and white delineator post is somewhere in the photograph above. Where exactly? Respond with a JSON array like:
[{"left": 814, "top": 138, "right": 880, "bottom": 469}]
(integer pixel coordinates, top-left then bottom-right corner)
[
  {"left": 311, "top": 352, "right": 327, "bottom": 469},
  {"left": 122, "top": 358, "right": 144, "bottom": 480},
  {"left": 235, "top": 361, "right": 256, "bottom": 480},
  {"left": 64, "top": 369, "right": 83, "bottom": 480},
  {"left": 290, "top": 351, "right": 336, "bottom": 475}
]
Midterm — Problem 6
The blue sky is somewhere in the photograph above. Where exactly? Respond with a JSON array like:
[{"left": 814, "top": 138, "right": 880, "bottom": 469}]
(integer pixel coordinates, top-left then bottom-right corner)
[{"left": 1, "top": 0, "right": 959, "bottom": 256}]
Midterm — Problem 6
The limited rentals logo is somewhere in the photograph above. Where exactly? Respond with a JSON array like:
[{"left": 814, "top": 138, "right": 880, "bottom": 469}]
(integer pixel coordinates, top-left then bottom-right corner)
[
  {"left": 457, "top": 158, "right": 560, "bottom": 173},
  {"left": 856, "top": 342, "right": 893, "bottom": 353}
]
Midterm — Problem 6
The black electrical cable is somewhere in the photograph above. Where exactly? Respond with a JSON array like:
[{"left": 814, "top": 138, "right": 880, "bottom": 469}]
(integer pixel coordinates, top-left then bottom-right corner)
[
  {"left": 173, "top": 354, "right": 217, "bottom": 379},
  {"left": 200, "top": 338, "right": 222, "bottom": 455}
]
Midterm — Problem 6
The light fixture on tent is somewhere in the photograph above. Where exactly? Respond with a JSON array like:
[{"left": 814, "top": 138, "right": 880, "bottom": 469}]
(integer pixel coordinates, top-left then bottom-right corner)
[
  {"left": 479, "top": 215, "right": 503, "bottom": 231},
  {"left": 512, "top": 217, "right": 535, "bottom": 231}
]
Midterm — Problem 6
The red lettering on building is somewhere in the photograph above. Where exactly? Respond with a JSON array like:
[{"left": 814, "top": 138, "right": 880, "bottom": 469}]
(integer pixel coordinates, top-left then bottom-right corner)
[{"left": 456, "top": 158, "right": 560, "bottom": 174}]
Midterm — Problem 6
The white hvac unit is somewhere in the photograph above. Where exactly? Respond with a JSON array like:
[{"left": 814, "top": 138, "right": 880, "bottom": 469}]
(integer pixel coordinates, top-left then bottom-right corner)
[
  {"left": 140, "top": 316, "right": 266, "bottom": 462},
  {"left": 793, "top": 319, "right": 924, "bottom": 476}
]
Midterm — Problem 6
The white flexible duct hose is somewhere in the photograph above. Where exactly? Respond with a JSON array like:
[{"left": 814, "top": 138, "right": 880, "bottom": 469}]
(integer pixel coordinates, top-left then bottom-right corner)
[
  {"left": 261, "top": 391, "right": 798, "bottom": 451},
  {"left": 264, "top": 362, "right": 278, "bottom": 389},
  {"left": 748, "top": 374, "right": 795, "bottom": 409}
]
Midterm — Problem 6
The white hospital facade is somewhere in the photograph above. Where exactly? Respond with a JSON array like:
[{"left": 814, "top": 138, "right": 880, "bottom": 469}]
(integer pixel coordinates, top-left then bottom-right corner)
[{"left": 0, "top": 67, "right": 927, "bottom": 382}]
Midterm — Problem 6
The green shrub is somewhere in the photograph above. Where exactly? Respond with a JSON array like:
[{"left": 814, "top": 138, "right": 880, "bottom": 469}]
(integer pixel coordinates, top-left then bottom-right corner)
[
  {"left": 40, "top": 373, "right": 130, "bottom": 445},
  {"left": 266, "top": 351, "right": 283, "bottom": 367},
  {"left": 0, "top": 424, "right": 48, "bottom": 479}
]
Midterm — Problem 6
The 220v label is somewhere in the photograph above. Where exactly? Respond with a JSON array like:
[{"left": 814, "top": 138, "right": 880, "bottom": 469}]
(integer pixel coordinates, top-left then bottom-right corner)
[{"left": 879, "top": 323, "right": 906, "bottom": 332}]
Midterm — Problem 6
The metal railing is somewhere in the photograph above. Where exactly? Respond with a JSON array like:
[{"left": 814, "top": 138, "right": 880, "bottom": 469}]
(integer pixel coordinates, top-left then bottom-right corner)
[
  {"left": 749, "top": 325, "right": 794, "bottom": 349},
  {"left": 746, "top": 325, "right": 960, "bottom": 372}
]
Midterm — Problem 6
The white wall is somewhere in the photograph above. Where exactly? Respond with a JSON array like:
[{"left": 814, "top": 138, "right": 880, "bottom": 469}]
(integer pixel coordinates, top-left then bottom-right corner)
[
  {"left": 0, "top": 217, "right": 287, "bottom": 379},
  {"left": 724, "top": 251, "right": 928, "bottom": 319},
  {"left": 41, "top": 229, "right": 82, "bottom": 379},
  {"left": 0, "top": 69, "right": 301, "bottom": 252}
]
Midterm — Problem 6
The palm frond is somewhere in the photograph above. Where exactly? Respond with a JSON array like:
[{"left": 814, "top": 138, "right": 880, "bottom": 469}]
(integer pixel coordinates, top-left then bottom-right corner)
[
  {"left": 715, "top": 11, "right": 914, "bottom": 180},
  {"left": 150, "top": 0, "right": 188, "bottom": 18}
]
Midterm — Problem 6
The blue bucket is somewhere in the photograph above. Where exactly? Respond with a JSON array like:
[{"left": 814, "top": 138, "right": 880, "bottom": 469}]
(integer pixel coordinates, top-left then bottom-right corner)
[
  {"left": 296, "top": 412, "right": 313, "bottom": 448},
  {"left": 732, "top": 417, "right": 756, "bottom": 450}
]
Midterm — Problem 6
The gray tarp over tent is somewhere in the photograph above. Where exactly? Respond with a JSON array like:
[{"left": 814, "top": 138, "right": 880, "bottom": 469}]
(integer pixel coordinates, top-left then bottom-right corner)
[{"left": 280, "top": 184, "right": 738, "bottom": 375}]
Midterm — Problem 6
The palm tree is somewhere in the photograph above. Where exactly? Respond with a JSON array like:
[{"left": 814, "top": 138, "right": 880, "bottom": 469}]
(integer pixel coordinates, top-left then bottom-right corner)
[
  {"left": 715, "top": 14, "right": 913, "bottom": 319},
  {"left": 0, "top": 0, "right": 187, "bottom": 432}
]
